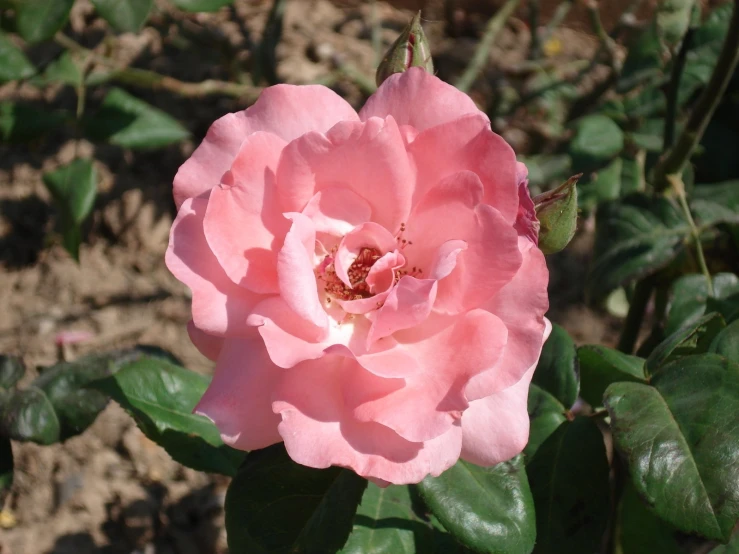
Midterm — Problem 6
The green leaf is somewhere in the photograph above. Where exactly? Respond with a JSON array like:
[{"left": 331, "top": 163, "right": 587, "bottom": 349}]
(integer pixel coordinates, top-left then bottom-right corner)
[
  {"left": 0, "top": 102, "right": 66, "bottom": 143},
  {"left": 170, "top": 0, "right": 234, "bottom": 12},
  {"left": 37, "top": 50, "right": 82, "bottom": 87},
  {"left": 657, "top": 0, "right": 698, "bottom": 48},
  {"left": 710, "top": 532, "right": 739, "bottom": 553},
  {"left": 531, "top": 323, "right": 579, "bottom": 408},
  {"left": 416, "top": 455, "right": 535, "bottom": 554},
  {"left": 0, "top": 31, "right": 35, "bottom": 83},
  {"left": 31, "top": 350, "right": 139, "bottom": 441},
  {"left": 619, "top": 19, "right": 664, "bottom": 92},
  {"left": 92, "top": 357, "right": 243, "bottom": 476},
  {"left": 569, "top": 115, "right": 625, "bottom": 170},
  {"left": 92, "top": 0, "right": 153, "bottom": 33},
  {"left": 16, "top": 0, "right": 76, "bottom": 43},
  {"left": 629, "top": 119, "right": 665, "bottom": 152},
  {"left": 617, "top": 481, "right": 683, "bottom": 554},
  {"left": 0, "top": 386, "right": 60, "bottom": 444},
  {"left": 0, "top": 356, "right": 24, "bottom": 390},
  {"left": 646, "top": 312, "right": 725, "bottom": 372},
  {"left": 525, "top": 384, "right": 566, "bottom": 458},
  {"left": 605, "top": 354, "right": 739, "bottom": 541},
  {"left": 340, "top": 484, "right": 461, "bottom": 554},
  {"left": 527, "top": 417, "right": 610, "bottom": 554},
  {"left": 666, "top": 273, "right": 739, "bottom": 335},
  {"left": 0, "top": 437, "right": 12, "bottom": 504},
  {"left": 691, "top": 181, "right": 739, "bottom": 227},
  {"left": 42, "top": 159, "right": 97, "bottom": 260},
  {"left": 578, "top": 345, "right": 647, "bottom": 407},
  {"left": 578, "top": 157, "right": 622, "bottom": 211},
  {"left": 710, "top": 319, "right": 739, "bottom": 362},
  {"left": 587, "top": 194, "right": 688, "bottom": 301},
  {"left": 226, "top": 444, "right": 367, "bottom": 554},
  {"left": 680, "top": 3, "right": 733, "bottom": 102},
  {"left": 84, "top": 88, "right": 189, "bottom": 149}
]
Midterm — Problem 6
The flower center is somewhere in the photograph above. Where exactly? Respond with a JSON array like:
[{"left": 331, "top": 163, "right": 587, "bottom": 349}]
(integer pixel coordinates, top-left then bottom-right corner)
[{"left": 321, "top": 247, "right": 382, "bottom": 301}]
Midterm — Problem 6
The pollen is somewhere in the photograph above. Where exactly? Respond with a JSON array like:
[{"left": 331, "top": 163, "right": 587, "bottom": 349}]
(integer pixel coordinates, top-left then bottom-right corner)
[{"left": 321, "top": 247, "right": 382, "bottom": 301}]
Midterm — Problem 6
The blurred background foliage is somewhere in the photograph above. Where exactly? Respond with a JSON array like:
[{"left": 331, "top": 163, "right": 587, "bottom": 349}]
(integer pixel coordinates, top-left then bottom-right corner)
[{"left": 1, "top": 0, "right": 739, "bottom": 553}]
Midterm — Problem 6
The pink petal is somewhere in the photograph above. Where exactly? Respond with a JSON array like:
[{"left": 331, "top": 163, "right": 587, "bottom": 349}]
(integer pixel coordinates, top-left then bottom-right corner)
[
  {"left": 203, "top": 132, "right": 288, "bottom": 295},
  {"left": 166, "top": 194, "right": 261, "bottom": 337},
  {"left": 302, "top": 188, "right": 372, "bottom": 237},
  {"left": 466, "top": 239, "right": 550, "bottom": 399},
  {"left": 273, "top": 355, "right": 463, "bottom": 484},
  {"left": 276, "top": 117, "right": 414, "bottom": 232},
  {"left": 460, "top": 319, "right": 552, "bottom": 466},
  {"left": 187, "top": 320, "right": 224, "bottom": 361},
  {"left": 350, "top": 309, "right": 507, "bottom": 443},
  {"left": 514, "top": 167, "right": 540, "bottom": 245},
  {"left": 428, "top": 240, "right": 467, "bottom": 280},
  {"left": 367, "top": 276, "right": 437, "bottom": 344},
  {"left": 409, "top": 114, "right": 519, "bottom": 224},
  {"left": 194, "top": 334, "right": 283, "bottom": 451},
  {"left": 174, "top": 85, "right": 359, "bottom": 208},
  {"left": 360, "top": 67, "right": 486, "bottom": 133},
  {"left": 406, "top": 170, "right": 521, "bottom": 314},
  {"left": 248, "top": 296, "right": 371, "bottom": 368},
  {"left": 277, "top": 213, "right": 328, "bottom": 332}
]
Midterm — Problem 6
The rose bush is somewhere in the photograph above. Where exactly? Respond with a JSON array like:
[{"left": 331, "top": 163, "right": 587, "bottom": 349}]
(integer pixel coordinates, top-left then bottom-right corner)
[{"left": 166, "top": 67, "right": 550, "bottom": 485}]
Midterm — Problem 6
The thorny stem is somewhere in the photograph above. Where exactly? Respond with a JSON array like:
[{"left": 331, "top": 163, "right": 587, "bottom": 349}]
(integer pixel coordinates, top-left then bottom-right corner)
[
  {"left": 654, "top": 0, "right": 739, "bottom": 192},
  {"left": 455, "top": 0, "right": 521, "bottom": 93},
  {"left": 55, "top": 33, "right": 261, "bottom": 100},
  {"left": 617, "top": 278, "right": 654, "bottom": 354},
  {"left": 664, "top": 28, "right": 695, "bottom": 151},
  {"left": 671, "top": 175, "right": 715, "bottom": 296}
]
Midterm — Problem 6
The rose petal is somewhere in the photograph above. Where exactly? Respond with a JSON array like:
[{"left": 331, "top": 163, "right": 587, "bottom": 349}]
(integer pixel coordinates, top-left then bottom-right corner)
[
  {"left": 203, "top": 132, "right": 288, "bottom": 294},
  {"left": 273, "top": 355, "right": 462, "bottom": 484},
  {"left": 350, "top": 309, "right": 507, "bottom": 442},
  {"left": 174, "top": 86, "right": 359, "bottom": 207},
  {"left": 166, "top": 194, "right": 261, "bottom": 337},
  {"left": 514, "top": 167, "right": 540, "bottom": 246},
  {"left": 277, "top": 213, "right": 328, "bottom": 332},
  {"left": 465, "top": 238, "right": 550, "bottom": 400},
  {"left": 301, "top": 187, "right": 372, "bottom": 237},
  {"left": 460, "top": 319, "right": 552, "bottom": 466},
  {"left": 367, "top": 276, "right": 437, "bottom": 344},
  {"left": 409, "top": 114, "right": 519, "bottom": 223},
  {"left": 194, "top": 334, "right": 283, "bottom": 451},
  {"left": 406, "top": 170, "right": 521, "bottom": 314},
  {"left": 359, "top": 67, "right": 486, "bottom": 133},
  {"left": 276, "top": 117, "right": 414, "bottom": 231},
  {"left": 187, "top": 320, "right": 224, "bottom": 361}
]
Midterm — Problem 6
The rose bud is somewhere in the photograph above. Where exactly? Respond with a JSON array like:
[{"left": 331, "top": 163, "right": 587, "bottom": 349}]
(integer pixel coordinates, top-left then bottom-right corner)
[
  {"left": 534, "top": 174, "right": 580, "bottom": 255},
  {"left": 167, "top": 68, "right": 550, "bottom": 485},
  {"left": 376, "top": 12, "right": 434, "bottom": 87}
]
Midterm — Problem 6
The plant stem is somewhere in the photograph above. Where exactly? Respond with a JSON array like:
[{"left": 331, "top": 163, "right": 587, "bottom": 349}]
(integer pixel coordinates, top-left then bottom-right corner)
[
  {"left": 528, "top": 0, "right": 541, "bottom": 59},
  {"left": 654, "top": 0, "right": 739, "bottom": 192},
  {"left": 617, "top": 279, "right": 654, "bottom": 354},
  {"left": 663, "top": 29, "right": 694, "bottom": 151},
  {"left": 55, "top": 34, "right": 260, "bottom": 100},
  {"left": 585, "top": 0, "right": 619, "bottom": 71},
  {"left": 670, "top": 174, "right": 715, "bottom": 296},
  {"left": 454, "top": 0, "right": 521, "bottom": 93}
]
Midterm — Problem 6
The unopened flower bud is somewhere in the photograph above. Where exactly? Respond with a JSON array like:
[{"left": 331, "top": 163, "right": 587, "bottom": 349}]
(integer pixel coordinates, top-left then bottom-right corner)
[
  {"left": 376, "top": 12, "right": 434, "bottom": 87},
  {"left": 534, "top": 174, "right": 581, "bottom": 255}
]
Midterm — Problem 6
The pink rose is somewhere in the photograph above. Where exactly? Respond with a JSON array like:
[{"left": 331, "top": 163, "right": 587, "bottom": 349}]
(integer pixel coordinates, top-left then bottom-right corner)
[{"left": 166, "top": 68, "right": 550, "bottom": 485}]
